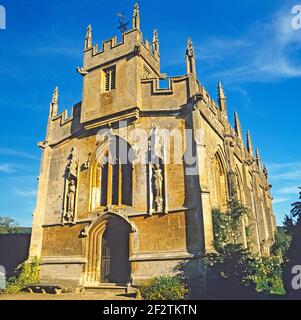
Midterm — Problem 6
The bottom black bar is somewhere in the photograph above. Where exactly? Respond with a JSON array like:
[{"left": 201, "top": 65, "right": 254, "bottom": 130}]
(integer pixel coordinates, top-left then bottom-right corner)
[{"left": 0, "top": 300, "right": 299, "bottom": 319}]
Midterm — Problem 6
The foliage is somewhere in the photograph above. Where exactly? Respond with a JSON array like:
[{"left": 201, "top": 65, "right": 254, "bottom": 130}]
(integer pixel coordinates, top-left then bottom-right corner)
[
  {"left": 282, "top": 188, "right": 301, "bottom": 299},
  {"left": 0, "top": 216, "right": 31, "bottom": 234},
  {"left": 283, "top": 215, "right": 296, "bottom": 235},
  {"left": 212, "top": 198, "right": 248, "bottom": 250},
  {"left": 4, "top": 257, "right": 40, "bottom": 294},
  {"left": 206, "top": 199, "right": 285, "bottom": 298},
  {"left": 271, "top": 227, "right": 292, "bottom": 260},
  {"left": 205, "top": 244, "right": 255, "bottom": 285},
  {"left": 140, "top": 276, "right": 188, "bottom": 300},
  {"left": 290, "top": 188, "right": 301, "bottom": 222},
  {"left": 0, "top": 217, "right": 14, "bottom": 227},
  {"left": 250, "top": 256, "right": 285, "bottom": 295},
  {"left": 245, "top": 225, "right": 254, "bottom": 250}
]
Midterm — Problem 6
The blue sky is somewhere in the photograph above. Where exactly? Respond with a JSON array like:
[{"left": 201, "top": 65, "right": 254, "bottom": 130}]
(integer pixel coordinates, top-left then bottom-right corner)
[{"left": 0, "top": 0, "right": 300, "bottom": 227}]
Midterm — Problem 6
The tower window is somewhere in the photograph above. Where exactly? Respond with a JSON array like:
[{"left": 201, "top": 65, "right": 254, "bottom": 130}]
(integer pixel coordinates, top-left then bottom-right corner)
[{"left": 104, "top": 66, "right": 116, "bottom": 92}]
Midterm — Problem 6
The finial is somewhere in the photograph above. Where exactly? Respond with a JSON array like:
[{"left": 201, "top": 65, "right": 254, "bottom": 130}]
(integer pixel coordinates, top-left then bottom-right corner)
[
  {"left": 152, "top": 29, "right": 159, "bottom": 55},
  {"left": 256, "top": 148, "right": 262, "bottom": 171},
  {"left": 218, "top": 82, "right": 227, "bottom": 112},
  {"left": 186, "top": 38, "right": 194, "bottom": 57},
  {"left": 246, "top": 131, "right": 254, "bottom": 157},
  {"left": 134, "top": 3, "right": 139, "bottom": 16},
  {"left": 85, "top": 24, "right": 92, "bottom": 50},
  {"left": 234, "top": 111, "right": 243, "bottom": 140},
  {"left": 52, "top": 87, "right": 59, "bottom": 104},
  {"left": 186, "top": 38, "right": 196, "bottom": 75},
  {"left": 133, "top": 3, "right": 141, "bottom": 30},
  {"left": 49, "top": 86, "right": 59, "bottom": 118},
  {"left": 256, "top": 148, "right": 260, "bottom": 160},
  {"left": 263, "top": 165, "right": 268, "bottom": 179},
  {"left": 218, "top": 82, "right": 225, "bottom": 99}
]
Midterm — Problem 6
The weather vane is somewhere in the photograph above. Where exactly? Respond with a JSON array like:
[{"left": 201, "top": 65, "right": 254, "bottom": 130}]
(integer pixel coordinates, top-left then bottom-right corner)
[{"left": 117, "top": 11, "right": 129, "bottom": 34}]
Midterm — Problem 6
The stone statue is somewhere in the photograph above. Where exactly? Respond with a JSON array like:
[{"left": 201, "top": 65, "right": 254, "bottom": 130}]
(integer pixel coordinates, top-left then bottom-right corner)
[
  {"left": 67, "top": 148, "right": 78, "bottom": 178},
  {"left": 153, "top": 164, "right": 163, "bottom": 212},
  {"left": 63, "top": 148, "right": 78, "bottom": 224},
  {"left": 65, "top": 178, "right": 76, "bottom": 223}
]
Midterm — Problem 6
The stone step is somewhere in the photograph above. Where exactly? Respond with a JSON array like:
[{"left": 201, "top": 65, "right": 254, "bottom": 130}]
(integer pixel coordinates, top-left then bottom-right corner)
[{"left": 84, "top": 283, "right": 134, "bottom": 295}]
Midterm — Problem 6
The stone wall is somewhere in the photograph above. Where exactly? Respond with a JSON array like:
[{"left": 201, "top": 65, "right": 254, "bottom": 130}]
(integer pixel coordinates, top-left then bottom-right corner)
[{"left": 0, "top": 234, "right": 31, "bottom": 277}]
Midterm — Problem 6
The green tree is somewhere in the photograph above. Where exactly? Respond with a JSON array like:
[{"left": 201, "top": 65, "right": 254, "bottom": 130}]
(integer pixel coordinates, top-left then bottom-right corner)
[
  {"left": 0, "top": 216, "right": 31, "bottom": 234},
  {"left": 271, "top": 227, "right": 292, "bottom": 261},
  {"left": 283, "top": 188, "right": 301, "bottom": 299},
  {"left": 205, "top": 243, "right": 258, "bottom": 299},
  {"left": 140, "top": 276, "right": 188, "bottom": 300},
  {"left": 291, "top": 188, "right": 301, "bottom": 222},
  {"left": 212, "top": 198, "right": 248, "bottom": 250},
  {"left": 4, "top": 257, "right": 40, "bottom": 294},
  {"left": 205, "top": 199, "right": 284, "bottom": 299}
]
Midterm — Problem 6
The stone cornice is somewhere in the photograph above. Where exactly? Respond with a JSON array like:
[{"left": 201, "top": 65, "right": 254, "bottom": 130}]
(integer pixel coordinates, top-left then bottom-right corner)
[
  {"left": 129, "top": 250, "right": 203, "bottom": 262},
  {"left": 42, "top": 256, "right": 87, "bottom": 265},
  {"left": 83, "top": 107, "right": 140, "bottom": 130}
]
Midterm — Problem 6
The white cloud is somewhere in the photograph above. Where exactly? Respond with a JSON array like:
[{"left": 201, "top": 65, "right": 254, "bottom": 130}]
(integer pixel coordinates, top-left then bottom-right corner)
[
  {"left": 0, "top": 148, "right": 39, "bottom": 160},
  {"left": 12, "top": 187, "right": 37, "bottom": 197},
  {"left": 273, "top": 197, "right": 290, "bottom": 204},
  {"left": 195, "top": 4, "right": 301, "bottom": 83},
  {"left": 0, "top": 163, "right": 15, "bottom": 173},
  {"left": 277, "top": 186, "right": 300, "bottom": 194},
  {"left": 268, "top": 162, "right": 301, "bottom": 181},
  {"left": 27, "top": 46, "right": 82, "bottom": 59},
  {"left": 271, "top": 171, "right": 301, "bottom": 180},
  {"left": 268, "top": 162, "right": 301, "bottom": 169}
]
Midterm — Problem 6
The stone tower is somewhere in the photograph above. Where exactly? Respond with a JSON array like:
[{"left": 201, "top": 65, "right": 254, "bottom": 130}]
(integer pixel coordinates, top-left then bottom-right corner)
[{"left": 30, "top": 4, "right": 276, "bottom": 289}]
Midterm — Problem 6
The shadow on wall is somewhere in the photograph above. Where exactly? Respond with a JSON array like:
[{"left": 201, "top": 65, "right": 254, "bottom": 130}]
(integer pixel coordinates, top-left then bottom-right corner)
[
  {"left": 176, "top": 258, "right": 206, "bottom": 299},
  {"left": 0, "top": 234, "right": 31, "bottom": 277}
]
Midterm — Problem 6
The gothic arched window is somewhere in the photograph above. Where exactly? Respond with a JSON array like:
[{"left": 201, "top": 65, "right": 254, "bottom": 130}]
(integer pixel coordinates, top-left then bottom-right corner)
[
  {"left": 213, "top": 152, "right": 228, "bottom": 210},
  {"left": 91, "top": 136, "right": 133, "bottom": 210}
]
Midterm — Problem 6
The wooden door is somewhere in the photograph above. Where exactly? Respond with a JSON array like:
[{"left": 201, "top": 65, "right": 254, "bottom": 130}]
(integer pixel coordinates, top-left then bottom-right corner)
[{"left": 101, "top": 237, "right": 111, "bottom": 283}]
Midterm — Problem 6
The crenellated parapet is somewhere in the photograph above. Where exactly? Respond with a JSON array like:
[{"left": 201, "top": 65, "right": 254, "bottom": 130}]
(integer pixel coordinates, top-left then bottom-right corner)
[
  {"left": 140, "top": 75, "right": 193, "bottom": 111},
  {"left": 47, "top": 90, "right": 83, "bottom": 146},
  {"left": 83, "top": 28, "right": 160, "bottom": 75}
]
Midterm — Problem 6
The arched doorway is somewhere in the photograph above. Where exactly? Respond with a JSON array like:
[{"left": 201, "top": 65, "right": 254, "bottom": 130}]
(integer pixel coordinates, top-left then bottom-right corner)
[
  {"left": 85, "top": 215, "right": 132, "bottom": 285},
  {"left": 101, "top": 217, "right": 130, "bottom": 283}
]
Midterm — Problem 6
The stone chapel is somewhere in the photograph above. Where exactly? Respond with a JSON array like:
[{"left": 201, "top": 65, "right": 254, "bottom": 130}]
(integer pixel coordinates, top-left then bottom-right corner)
[{"left": 29, "top": 4, "right": 276, "bottom": 289}]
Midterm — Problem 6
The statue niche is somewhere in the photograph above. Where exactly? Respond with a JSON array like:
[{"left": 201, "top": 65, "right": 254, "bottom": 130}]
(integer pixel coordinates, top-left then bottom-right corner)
[
  {"left": 63, "top": 148, "right": 78, "bottom": 224},
  {"left": 152, "top": 164, "right": 164, "bottom": 212},
  {"left": 147, "top": 126, "right": 167, "bottom": 215}
]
